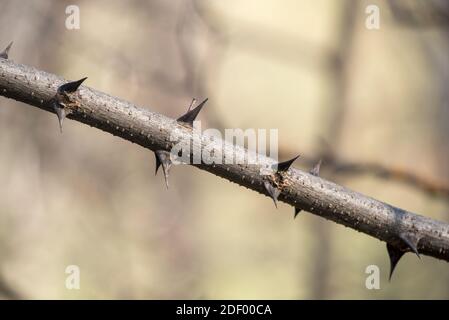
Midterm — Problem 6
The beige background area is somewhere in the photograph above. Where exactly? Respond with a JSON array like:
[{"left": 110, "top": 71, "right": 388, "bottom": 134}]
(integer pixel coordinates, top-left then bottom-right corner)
[{"left": 0, "top": 0, "right": 448, "bottom": 299}]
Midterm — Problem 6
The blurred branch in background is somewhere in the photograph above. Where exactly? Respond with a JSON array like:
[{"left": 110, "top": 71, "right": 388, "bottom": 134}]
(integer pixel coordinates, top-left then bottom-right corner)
[
  {"left": 280, "top": 146, "right": 449, "bottom": 201},
  {"left": 389, "top": 0, "right": 449, "bottom": 28},
  {"left": 305, "top": 0, "right": 359, "bottom": 299}
]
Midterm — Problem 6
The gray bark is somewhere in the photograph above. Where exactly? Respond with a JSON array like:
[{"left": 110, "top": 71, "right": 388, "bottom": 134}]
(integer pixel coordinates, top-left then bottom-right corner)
[{"left": 1, "top": 59, "right": 449, "bottom": 262}]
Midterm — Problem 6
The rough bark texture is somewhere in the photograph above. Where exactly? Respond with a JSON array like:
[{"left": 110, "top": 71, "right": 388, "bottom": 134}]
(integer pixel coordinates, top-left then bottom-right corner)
[{"left": 1, "top": 59, "right": 449, "bottom": 262}]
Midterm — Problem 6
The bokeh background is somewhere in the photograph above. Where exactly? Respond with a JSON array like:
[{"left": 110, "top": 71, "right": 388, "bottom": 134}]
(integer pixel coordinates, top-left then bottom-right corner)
[{"left": 0, "top": 0, "right": 448, "bottom": 299}]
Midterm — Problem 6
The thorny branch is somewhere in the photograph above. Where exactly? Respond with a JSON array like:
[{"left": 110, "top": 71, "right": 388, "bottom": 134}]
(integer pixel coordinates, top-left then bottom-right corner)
[
  {"left": 192, "top": 1, "right": 449, "bottom": 201},
  {"left": 1, "top": 50, "right": 449, "bottom": 280}
]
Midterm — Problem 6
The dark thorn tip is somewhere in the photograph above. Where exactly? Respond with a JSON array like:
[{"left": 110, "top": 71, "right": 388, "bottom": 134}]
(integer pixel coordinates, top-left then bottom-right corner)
[
  {"left": 58, "top": 77, "right": 88, "bottom": 94},
  {"left": 155, "top": 155, "right": 162, "bottom": 176},
  {"left": 177, "top": 98, "right": 208, "bottom": 126},
  {"left": 275, "top": 155, "right": 300, "bottom": 172},
  {"left": 386, "top": 233, "right": 421, "bottom": 281},
  {"left": 386, "top": 243, "right": 406, "bottom": 281},
  {"left": 187, "top": 98, "right": 196, "bottom": 112}
]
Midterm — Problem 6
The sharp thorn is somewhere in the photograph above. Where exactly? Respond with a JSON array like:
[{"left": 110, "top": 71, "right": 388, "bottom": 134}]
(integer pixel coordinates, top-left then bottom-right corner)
[
  {"left": 274, "top": 155, "right": 300, "bottom": 172},
  {"left": 155, "top": 155, "right": 162, "bottom": 176},
  {"left": 399, "top": 233, "right": 421, "bottom": 258},
  {"left": 187, "top": 98, "right": 196, "bottom": 112},
  {"left": 263, "top": 181, "right": 280, "bottom": 208},
  {"left": 387, "top": 243, "right": 406, "bottom": 281},
  {"left": 386, "top": 233, "right": 421, "bottom": 281},
  {"left": 0, "top": 41, "right": 13, "bottom": 59},
  {"left": 177, "top": 98, "right": 208, "bottom": 126},
  {"left": 310, "top": 159, "right": 322, "bottom": 176},
  {"left": 57, "top": 77, "right": 88, "bottom": 94},
  {"left": 294, "top": 207, "right": 302, "bottom": 218},
  {"left": 51, "top": 78, "right": 86, "bottom": 132},
  {"left": 53, "top": 102, "right": 66, "bottom": 133},
  {"left": 154, "top": 150, "right": 172, "bottom": 189}
]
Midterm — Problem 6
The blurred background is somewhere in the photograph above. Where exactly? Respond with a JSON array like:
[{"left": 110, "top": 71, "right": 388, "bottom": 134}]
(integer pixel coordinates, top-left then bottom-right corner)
[{"left": 0, "top": 0, "right": 448, "bottom": 299}]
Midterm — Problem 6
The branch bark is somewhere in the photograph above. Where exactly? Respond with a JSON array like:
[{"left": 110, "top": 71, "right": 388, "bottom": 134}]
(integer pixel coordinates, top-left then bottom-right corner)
[{"left": 1, "top": 58, "right": 449, "bottom": 264}]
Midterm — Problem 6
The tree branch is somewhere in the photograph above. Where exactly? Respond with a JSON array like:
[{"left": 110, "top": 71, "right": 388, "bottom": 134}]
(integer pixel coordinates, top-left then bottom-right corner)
[{"left": 1, "top": 58, "right": 449, "bottom": 271}]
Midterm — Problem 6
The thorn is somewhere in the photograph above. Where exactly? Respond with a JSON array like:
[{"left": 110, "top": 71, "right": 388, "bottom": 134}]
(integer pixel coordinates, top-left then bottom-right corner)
[
  {"left": 264, "top": 181, "right": 281, "bottom": 208},
  {"left": 386, "top": 233, "right": 421, "bottom": 281},
  {"left": 398, "top": 233, "right": 421, "bottom": 258},
  {"left": 57, "top": 77, "right": 88, "bottom": 94},
  {"left": 52, "top": 78, "right": 86, "bottom": 133},
  {"left": 310, "top": 159, "right": 322, "bottom": 176},
  {"left": 387, "top": 243, "right": 406, "bottom": 281},
  {"left": 155, "top": 150, "right": 172, "bottom": 189},
  {"left": 52, "top": 101, "right": 69, "bottom": 133},
  {"left": 274, "top": 155, "right": 300, "bottom": 172},
  {"left": 0, "top": 41, "right": 13, "bottom": 59},
  {"left": 177, "top": 98, "right": 208, "bottom": 126},
  {"left": 187, "top": 98, "right": 196, "bottom": 112},
  {"left": 294, "top": 207, "right": 302, "bottom": 218}
]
